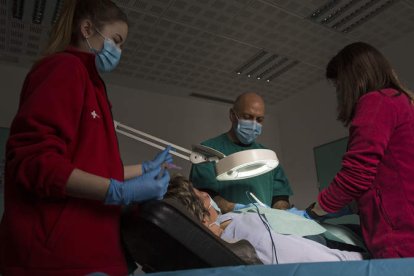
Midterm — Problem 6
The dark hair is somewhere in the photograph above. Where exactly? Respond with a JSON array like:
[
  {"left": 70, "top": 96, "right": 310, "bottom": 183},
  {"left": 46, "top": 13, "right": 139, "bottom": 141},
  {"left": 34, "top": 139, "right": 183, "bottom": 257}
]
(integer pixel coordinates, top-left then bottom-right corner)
[
  {"left": 44, "top": 0, "right": 128, "bottom": 56},
  {"left": 326, "top": 42, "right": 413, "bottom": 126},
  {"left": 165, "top": 175, "right": 209, "bottom": 222}
]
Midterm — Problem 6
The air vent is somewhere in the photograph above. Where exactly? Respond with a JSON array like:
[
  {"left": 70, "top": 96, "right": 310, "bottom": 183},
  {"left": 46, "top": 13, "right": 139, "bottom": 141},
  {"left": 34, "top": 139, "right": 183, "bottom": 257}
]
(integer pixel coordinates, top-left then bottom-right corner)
[
  {"left": 51, "top": 0, "right": 64, "bottom": 24},
  {"left": 12, "top": 0, "right": 24, "bottom": 20},
  {"left": 308, "top": 0, "right": 398, "bottom": 33},
  {"left": 234, "top": 50, "right": 299, "bottom": 83},
  {"left": 32, "top": 0, "right": 46, "bottom": 24},
  {"left": 190, "top": 93, "right": 234, "bottom": 104},
  {"left": 11, "top": 0, "right": 63, "bottom": 25}
]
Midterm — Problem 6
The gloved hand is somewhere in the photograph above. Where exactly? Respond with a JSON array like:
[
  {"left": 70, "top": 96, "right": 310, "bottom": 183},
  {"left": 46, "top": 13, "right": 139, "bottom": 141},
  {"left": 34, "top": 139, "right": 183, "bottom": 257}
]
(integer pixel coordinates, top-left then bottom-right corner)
[
  {"left": 105, "top": 167, "right": 170, "bottom": 205},
  {"left": 305, "top": 203, "right": 354, "bottom": 222},
  {"left": 233, "top": 203, "right": 248, "bottom": 211},
  {"left": 233, "top": 203, "right": 270, "bottom": 211},
  {"left": 287, "top": 207, "right": 311, "bottom": 219},
  {"left": 142, "top": 145, "right": 173, "bottom": 174}
]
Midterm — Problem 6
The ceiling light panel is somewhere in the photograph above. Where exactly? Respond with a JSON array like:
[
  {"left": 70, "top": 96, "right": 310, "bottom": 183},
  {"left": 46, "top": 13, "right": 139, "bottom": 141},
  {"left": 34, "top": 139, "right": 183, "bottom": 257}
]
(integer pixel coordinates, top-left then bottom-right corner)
[
  {"left": 308, "top": 0, "right": 400, "bottom": 33},
  {"left": 51, "top": 0, "right": 64, "bottom": 24},
  {"left": 11, "top": 0, "right": 23, "bottom": 20},
  {"left": 9, "top": 0, "right": 59, "bottom": 25},
  {"left": 32, "top": 0, "right": 47, "bottom": 24},
  {"left": 347, "top": 0, "right": 414, "bottom": 43},
  {"left": 234, "top": 49, "right": 299, "bottom": 82}
]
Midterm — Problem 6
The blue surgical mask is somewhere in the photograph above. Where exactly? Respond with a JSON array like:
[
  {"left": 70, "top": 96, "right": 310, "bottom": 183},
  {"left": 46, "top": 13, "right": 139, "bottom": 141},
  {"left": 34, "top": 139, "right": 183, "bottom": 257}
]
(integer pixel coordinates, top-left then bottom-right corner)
[
  {"left": 208, "top": 196, "right": 222, "bottom": 215},
  {"left": 86, "top": 30, "right": 122, "bottom": 73},
  {"left": 233, "top": 113, "right": 262, "bottom": 145}
]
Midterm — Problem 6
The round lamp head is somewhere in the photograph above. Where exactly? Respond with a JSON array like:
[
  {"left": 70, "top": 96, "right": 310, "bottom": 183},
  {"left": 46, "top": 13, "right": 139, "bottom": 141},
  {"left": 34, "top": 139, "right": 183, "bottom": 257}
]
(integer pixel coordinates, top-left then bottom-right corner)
[{"left": 215, "top": 149, "right": 279, "bottom": 181}]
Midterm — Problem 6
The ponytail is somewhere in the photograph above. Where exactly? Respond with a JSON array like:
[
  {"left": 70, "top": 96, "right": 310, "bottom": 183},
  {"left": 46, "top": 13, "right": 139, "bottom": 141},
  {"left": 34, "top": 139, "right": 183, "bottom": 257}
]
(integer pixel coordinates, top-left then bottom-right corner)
[
  {"left": 43, "top": 0, "right": 77, "bottom": 56},
  {"left": 42, "top": 0, "right": 128, "bottom": 57}
]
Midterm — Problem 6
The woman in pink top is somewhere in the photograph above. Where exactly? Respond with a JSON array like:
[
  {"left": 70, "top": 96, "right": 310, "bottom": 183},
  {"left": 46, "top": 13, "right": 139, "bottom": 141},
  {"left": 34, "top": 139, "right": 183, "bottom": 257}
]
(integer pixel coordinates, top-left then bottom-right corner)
[{"left": 306, "top": 42, "right": 414, "bottom": 258}]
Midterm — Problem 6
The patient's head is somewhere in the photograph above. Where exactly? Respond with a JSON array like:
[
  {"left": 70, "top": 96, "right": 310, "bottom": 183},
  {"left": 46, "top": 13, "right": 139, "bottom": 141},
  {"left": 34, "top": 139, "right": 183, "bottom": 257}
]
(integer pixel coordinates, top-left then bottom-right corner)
[
  {"left": 165, "top": 175, "right": 223, "bottom": 236},
  {"left": 165, "top": 175, "right": 209, "bottom": 222}
]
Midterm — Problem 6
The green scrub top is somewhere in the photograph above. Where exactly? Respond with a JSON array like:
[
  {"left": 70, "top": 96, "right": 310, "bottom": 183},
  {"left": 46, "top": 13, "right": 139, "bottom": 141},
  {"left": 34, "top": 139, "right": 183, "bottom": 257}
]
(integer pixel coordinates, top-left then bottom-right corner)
[{"left": 189, "top": 133, "right": 293, "bottom": 206}]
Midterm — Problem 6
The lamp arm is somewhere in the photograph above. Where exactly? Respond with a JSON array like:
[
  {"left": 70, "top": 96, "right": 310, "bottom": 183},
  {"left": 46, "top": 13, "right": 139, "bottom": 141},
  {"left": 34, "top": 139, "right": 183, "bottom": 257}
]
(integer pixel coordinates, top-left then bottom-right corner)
[
  {"left": 114, "top": 121, "right": 224, "bottom": 164},
  {"left": 114, "top": 121, "right": 191, "bottom": 161}
]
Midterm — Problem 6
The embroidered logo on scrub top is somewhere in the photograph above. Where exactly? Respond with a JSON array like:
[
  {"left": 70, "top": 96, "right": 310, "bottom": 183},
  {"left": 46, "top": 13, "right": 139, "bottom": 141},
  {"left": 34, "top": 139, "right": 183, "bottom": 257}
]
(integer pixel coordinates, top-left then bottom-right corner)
[{"left": 91, "top": 110, "right": 100, "bottom": 119}]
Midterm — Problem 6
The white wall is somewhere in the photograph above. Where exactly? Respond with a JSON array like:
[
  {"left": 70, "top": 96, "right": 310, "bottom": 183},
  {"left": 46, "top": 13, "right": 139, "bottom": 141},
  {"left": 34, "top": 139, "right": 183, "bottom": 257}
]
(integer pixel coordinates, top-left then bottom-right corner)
[
  {"left": 275, "top": 32, "right": 414, "bottom": 208},
  {"left": 0, "top": 63, "right": 283, "bottom": 178},
  {"left": 0, "top": 64, "right": 29, "bottom": 128}
]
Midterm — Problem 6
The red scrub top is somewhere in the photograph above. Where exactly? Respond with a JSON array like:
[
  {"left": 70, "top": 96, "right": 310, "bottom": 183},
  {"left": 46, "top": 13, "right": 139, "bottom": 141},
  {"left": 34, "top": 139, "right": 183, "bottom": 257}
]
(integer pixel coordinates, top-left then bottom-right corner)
[{"left": 0, "top": 48, "right": 127, "bottom": 275}]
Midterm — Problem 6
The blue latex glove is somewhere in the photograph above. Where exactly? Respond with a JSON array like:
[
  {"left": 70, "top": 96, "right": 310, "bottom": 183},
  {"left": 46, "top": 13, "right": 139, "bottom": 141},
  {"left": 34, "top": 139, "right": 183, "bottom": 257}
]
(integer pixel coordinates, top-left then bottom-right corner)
[
  {"left": 105, "top": 167, "right": 170, "bottom": 205},
  {"left": 142, "top": 145, "right": 173, "bottom": 173},
  {"left": 233, "top": 203, "right": 247, "bottom": 211},
  {"left": 287, "top": 207, "right": 311, "bottom": 219},
  {"left": 233, "top": 203, "right": 270, "bottom": 211}
]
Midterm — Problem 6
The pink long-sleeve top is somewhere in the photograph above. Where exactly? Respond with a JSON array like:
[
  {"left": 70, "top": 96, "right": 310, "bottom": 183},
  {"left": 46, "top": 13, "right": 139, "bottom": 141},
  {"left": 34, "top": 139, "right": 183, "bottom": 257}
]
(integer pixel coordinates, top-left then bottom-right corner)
[{"left": 319, "top": 88, "right": 414, "bottom": 258}]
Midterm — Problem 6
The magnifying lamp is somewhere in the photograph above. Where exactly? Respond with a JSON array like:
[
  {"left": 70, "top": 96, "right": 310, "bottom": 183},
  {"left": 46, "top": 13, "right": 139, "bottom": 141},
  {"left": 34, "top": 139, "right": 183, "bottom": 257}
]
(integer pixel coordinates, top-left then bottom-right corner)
[{"left": 114, "top": 121, "right": 279, "bottom": 181}]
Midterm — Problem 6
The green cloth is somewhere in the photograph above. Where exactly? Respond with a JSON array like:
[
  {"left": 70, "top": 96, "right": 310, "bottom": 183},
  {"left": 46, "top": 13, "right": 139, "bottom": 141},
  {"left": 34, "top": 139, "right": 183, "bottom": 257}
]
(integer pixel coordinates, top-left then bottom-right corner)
[
  {"left": 238, "top": 207, "right": 327, "bottom": 236},
  {"left": 190, "top": 133, "right": 293, "bottom": 206},
  {"left": 223, "top": 206, "right": 366, "bottom": 249}
]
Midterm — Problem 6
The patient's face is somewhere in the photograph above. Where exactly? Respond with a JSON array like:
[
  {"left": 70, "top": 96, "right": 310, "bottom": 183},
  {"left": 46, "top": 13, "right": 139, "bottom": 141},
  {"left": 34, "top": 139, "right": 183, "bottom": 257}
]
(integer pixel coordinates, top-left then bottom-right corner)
[
  {"left": 193, "top": 189, "right": 218, "bottom": 219},
  {"left": 193, "top": 188, "right": 222, "bottom": 236}
]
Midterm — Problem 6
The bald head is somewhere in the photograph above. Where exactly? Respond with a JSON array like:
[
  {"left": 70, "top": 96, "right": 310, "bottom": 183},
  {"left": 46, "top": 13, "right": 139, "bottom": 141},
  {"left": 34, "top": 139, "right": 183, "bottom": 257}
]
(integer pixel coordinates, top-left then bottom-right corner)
[
  {"left": 228, "top": 92, "right": 265, "bottom": 144},
  {"left": 233, "top": 92, "right": 265, "bottom": 116}
]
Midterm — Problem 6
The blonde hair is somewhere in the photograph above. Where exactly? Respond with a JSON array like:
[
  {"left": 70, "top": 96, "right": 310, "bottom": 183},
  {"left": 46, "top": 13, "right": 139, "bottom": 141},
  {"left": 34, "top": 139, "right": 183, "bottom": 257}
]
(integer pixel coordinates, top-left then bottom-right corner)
[
  {"left": 43, "top": 0, "right": 128, "bottom": 56},
  {"left": 165, "top": 175, "right": 209, "bottom": 222},
  {"left": 43, "top": 0, "right": 77, "bottom": 56}
]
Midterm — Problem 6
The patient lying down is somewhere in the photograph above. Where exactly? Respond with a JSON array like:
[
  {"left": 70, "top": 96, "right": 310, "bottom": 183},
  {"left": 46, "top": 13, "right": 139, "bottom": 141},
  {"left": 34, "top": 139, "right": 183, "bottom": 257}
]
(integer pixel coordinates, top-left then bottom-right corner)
[{"left": 165, "top": 175, "right": 364, "bottom": 265}]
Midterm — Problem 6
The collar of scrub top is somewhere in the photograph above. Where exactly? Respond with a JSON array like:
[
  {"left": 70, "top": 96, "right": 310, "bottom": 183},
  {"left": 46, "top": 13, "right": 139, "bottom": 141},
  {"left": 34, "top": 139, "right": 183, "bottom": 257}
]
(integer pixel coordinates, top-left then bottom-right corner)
[{"left": 113, "top": 121, "right": 279, "bottom": 181}]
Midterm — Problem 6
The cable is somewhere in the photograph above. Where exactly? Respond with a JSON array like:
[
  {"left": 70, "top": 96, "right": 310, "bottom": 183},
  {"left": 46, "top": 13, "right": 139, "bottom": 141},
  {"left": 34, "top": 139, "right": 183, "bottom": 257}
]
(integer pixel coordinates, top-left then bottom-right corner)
[{"left": 245, "top": 191, "right": 279, "bottom": 264}]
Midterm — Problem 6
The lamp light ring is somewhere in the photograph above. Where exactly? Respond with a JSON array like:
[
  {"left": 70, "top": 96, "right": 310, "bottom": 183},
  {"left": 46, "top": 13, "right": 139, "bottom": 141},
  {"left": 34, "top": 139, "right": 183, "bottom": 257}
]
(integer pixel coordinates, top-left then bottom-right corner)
[{"left": 215, "top": 149, "right": 279, "bottom": 181}]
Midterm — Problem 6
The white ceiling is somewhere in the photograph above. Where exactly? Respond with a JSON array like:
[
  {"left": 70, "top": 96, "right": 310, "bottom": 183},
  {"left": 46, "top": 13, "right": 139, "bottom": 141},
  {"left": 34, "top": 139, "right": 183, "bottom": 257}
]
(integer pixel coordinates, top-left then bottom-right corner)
[{"left": 0, "top": 0, "right": 413, "bottom": 105}]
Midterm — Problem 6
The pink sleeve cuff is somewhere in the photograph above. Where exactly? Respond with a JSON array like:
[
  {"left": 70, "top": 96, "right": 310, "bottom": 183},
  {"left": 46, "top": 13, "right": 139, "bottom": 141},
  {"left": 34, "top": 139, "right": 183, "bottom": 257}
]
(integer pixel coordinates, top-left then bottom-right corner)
[{"left": 318, "top": 190, "right": 341, "bottom": 213}]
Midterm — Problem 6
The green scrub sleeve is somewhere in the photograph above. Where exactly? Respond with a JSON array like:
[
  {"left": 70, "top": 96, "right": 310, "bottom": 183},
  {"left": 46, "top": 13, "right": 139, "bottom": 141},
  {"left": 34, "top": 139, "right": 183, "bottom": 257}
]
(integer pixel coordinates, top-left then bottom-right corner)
[
  {"left": 272, "top": 165, "right": 293, "bottom": 196},
  {"left": 189, "top": 161, "right": 219, "bottom": 193}
]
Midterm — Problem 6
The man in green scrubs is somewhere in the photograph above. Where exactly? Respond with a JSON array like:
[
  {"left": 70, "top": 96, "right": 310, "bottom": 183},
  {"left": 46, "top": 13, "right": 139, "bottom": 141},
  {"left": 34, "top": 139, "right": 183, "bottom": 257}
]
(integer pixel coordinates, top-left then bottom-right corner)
[{"left": 190, "top": 92, "right": 293, "bottom": 213}]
